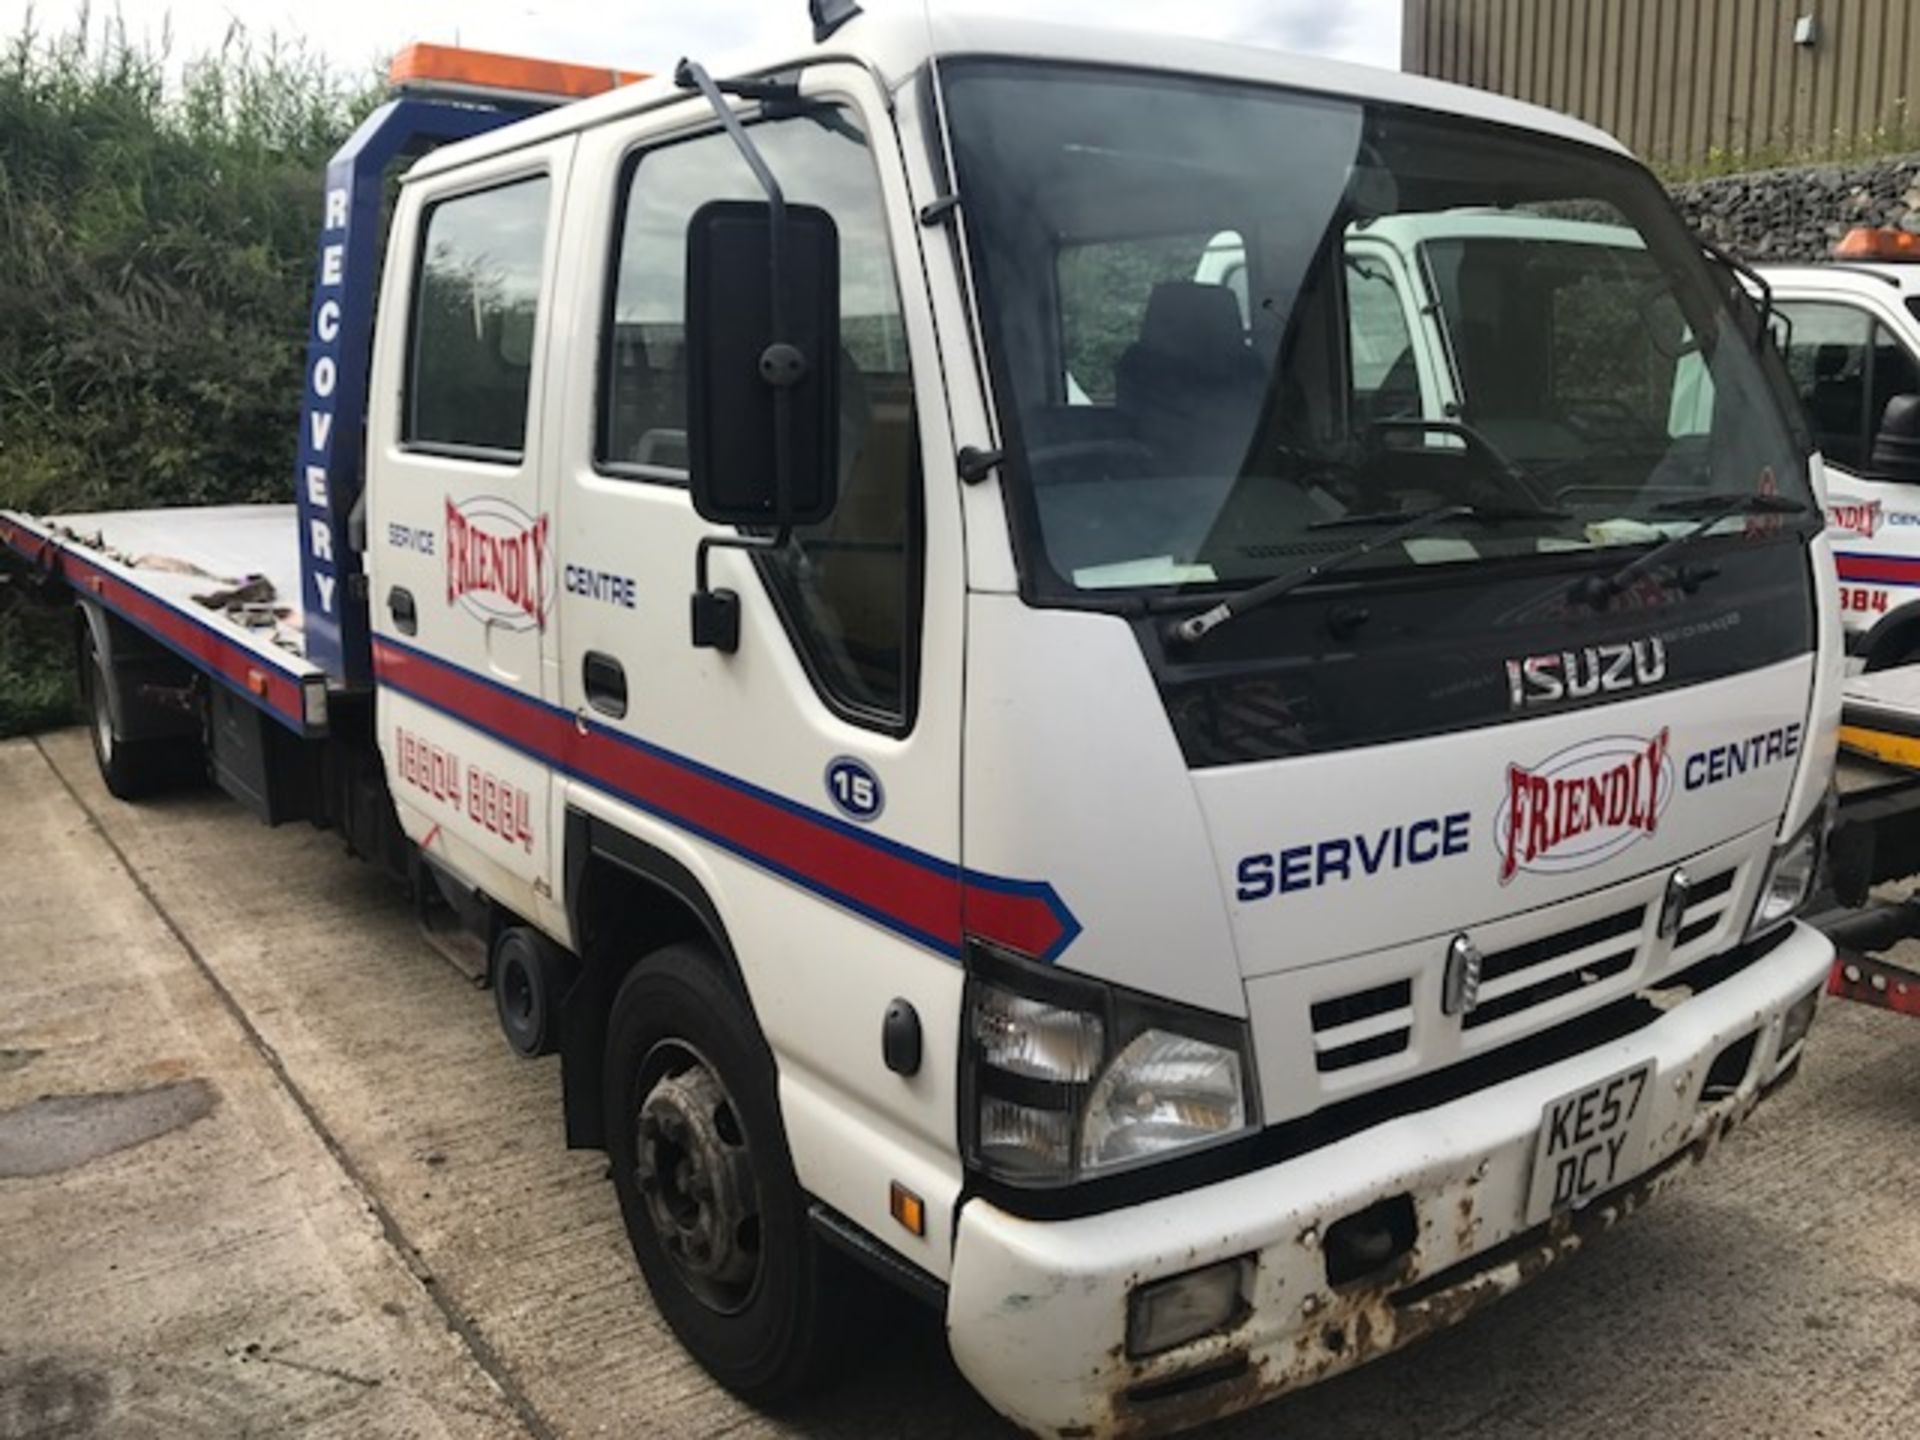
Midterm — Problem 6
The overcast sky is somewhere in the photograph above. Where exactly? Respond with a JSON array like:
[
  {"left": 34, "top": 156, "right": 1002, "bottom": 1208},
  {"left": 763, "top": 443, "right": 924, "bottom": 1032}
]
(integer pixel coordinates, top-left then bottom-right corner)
[{"left": 0, "top": 1, "right": 1401, "bottom": 84}]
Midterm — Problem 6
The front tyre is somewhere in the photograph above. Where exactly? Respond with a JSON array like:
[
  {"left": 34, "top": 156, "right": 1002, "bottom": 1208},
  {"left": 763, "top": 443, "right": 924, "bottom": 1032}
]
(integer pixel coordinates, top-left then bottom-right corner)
[{"left": 604, "top": 943, "right": 849, "bottom": 1403}]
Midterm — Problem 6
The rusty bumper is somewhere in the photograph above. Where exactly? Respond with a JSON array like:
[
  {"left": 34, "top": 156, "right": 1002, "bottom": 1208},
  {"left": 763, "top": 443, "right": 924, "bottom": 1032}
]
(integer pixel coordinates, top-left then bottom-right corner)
[{"left": 946, "top": 920, "right": 1832, "bottom": 1439}]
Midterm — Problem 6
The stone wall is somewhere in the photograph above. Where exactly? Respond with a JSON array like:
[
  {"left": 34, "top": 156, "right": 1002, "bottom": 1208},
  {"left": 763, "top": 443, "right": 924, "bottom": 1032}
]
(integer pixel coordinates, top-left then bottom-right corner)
[{"left": 1671, "top": 154, "right": 1920, "bottom": 262}]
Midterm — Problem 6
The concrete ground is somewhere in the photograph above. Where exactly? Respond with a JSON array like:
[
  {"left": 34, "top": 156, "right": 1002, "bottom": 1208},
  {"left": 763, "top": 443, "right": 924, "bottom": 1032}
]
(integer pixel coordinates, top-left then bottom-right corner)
[{"left": 3, "top": 727, "right": 1919, "bottom": 1439}]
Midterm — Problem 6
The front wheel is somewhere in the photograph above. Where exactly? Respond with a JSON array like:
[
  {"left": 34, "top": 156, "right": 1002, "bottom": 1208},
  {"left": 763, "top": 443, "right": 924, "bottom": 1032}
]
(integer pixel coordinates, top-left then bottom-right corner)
[{"left": 603, "top": 943, "right": 849, "bottom": 1404}]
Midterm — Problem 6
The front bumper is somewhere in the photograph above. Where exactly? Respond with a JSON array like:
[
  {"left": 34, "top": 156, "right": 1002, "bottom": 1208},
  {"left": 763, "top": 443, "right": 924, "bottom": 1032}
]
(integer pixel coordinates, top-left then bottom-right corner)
[{"left": 946, "top": 920, "right": 1831, "bottom": 1438}]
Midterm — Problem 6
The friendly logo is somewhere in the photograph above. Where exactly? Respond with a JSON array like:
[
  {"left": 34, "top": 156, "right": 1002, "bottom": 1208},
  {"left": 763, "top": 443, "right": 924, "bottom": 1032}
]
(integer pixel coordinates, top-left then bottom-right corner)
[
  {"left": 1495, "top": 730, "right": 1673, "bottom": 883},
  {"left": 1827, "top": 499, "right": 1883, "bottom": 538},
  {"left": 444, "top": 496, "right": 552, "bottom": 631}
]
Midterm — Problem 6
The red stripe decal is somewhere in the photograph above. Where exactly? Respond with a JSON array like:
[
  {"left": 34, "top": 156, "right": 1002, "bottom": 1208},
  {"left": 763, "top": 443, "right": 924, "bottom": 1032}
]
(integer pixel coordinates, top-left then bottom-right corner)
[
  {"left": 1836, "top": 553, "right": 1920, "bottom": 585},
  {"left": 373, "top": 639, "right": 1076, "bottom": 961}
]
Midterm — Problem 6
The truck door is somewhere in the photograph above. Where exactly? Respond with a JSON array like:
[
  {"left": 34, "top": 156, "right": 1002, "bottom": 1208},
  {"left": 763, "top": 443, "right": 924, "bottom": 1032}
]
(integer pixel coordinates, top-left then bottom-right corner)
[
  {"left": 365, "top": 139, "right": 575, "bottom": 935},
  {"left": 1773, "top": 296, "right": 1920, "bottom": 655},
  {"left": 540, "top": 70, "right": 969, "bottom": 1262}
]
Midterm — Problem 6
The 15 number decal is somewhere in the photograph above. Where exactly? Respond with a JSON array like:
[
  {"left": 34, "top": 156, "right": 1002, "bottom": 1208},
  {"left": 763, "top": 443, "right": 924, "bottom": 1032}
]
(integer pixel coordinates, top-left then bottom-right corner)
[{"left": 826, "top": 756, "right": 884, "bottom": 822}]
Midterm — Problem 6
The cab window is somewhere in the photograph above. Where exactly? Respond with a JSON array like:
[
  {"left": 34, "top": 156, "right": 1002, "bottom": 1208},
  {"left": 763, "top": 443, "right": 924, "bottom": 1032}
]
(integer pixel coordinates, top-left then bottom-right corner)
[
  {"left": 406, "top": 176, "right": 550, "bottom": 458},
  {"left": 601, "top": 108, "right": 921, "bottom": 729},
  {"left": 1774, "top": 300, "right": 1920, "bottom": 473}
]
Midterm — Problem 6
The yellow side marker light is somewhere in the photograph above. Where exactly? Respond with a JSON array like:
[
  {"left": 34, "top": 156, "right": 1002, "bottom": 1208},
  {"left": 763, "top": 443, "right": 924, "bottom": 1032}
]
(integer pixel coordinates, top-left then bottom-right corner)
[{"left": 889, "top": 1182, "right": 926, "bottom": 1237}]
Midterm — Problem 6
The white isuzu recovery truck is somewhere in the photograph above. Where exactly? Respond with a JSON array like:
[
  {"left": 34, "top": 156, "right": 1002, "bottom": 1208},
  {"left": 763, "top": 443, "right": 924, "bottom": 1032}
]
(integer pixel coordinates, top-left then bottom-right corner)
[{"left": 1, "top": 7, "right": 1841, "bottom": 1434}]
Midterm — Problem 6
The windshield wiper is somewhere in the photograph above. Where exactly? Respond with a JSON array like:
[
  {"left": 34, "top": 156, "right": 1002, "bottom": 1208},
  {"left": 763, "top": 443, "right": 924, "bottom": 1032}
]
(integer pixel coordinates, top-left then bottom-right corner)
[
  {"left": 1574, "top": 490, "right": 1808, "bottom": 608},
  {"left": 1167, "top": 501, "right": 1564, "bottom": 646}
]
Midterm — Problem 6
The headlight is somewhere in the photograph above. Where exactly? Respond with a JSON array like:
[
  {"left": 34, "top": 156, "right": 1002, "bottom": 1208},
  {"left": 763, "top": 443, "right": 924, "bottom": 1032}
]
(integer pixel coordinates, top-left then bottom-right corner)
[
  {"left": 1744, "top": 811, "right": 1823, "bottom": 941},
  {"left": 963, "top": 945, "right": 1258, "bottom": 1187},
  {"left": 1081, "top": 1030, "right": 1248, "bottom": 1170}
]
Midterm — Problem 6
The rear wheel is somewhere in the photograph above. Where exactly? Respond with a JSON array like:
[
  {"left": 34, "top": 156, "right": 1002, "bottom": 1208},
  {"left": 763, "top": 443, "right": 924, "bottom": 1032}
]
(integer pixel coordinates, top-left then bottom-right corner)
[
  {"left": 604, "top": 943, "right": 849, "bottom": 1403},
  {"left": 82, "top": 628, "right": 193, "bottom": 801}
]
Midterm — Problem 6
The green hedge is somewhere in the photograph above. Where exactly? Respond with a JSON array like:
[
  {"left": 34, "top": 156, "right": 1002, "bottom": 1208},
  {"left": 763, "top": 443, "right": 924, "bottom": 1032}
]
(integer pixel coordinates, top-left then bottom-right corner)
[{"left": 0, "top": 16, "right": 372, "bottom": 735}]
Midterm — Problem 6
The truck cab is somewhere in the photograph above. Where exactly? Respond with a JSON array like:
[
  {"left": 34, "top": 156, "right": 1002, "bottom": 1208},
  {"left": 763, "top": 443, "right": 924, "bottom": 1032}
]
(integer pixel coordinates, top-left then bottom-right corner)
[
  {"left": 3, "top": 11, "right": 1842, "bottom": 1437},
  {"left": 366, "top": 20, "right": 1836, "bottom": 1431}
]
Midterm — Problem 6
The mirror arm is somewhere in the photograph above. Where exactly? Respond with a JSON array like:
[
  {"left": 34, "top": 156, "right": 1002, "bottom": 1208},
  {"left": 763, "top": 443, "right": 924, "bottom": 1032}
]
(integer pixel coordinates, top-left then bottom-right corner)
[
  {"left": 695, "top": 528, "right": 793, "bottom": 596},
  {"left": 691, "top": 528, "right": 793, "bottom": 655}
]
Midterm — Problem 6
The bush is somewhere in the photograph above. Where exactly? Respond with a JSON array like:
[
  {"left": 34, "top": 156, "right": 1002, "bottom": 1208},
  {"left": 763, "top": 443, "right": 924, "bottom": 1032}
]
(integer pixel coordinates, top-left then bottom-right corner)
[
  {"left": 0, "top": 10, "right": 375, "bottom": 736},
  {"left": 0, "top": 580, "right": 74, "bottom": 736}
]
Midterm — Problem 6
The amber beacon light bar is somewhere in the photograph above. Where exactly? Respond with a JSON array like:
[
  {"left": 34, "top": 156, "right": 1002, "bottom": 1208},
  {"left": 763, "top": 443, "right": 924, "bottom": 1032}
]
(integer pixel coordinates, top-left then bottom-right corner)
[{"left": 387, "top": 43, "right": 647, "bottom": 105}]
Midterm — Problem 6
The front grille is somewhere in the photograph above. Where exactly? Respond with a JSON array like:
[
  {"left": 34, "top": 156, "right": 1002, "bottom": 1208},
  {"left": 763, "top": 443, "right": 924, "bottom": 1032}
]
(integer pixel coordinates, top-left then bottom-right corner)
[
  {"left": 1464, "top": 902, "right": 1642, "bottom": 1030},
  {"left": 1311, "top": 978, "right": 1413, "bottom": 1072},
  {"left": 1259, "top": 834, "right": 1771, "bottom": 1129},
  {"left": 1463, "top": 867, "right": 1737, "bottom": 1032}
]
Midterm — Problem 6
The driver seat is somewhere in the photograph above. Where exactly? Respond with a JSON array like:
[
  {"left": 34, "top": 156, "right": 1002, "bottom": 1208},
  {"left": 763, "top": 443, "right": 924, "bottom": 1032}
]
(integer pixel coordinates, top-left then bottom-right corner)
[{"left": 1115, "top": 281, "right": 1266, "bottom": 474}]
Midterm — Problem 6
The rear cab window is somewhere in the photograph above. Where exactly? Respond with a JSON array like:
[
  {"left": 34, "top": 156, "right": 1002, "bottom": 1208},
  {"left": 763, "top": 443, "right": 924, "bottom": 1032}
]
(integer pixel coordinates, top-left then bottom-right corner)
[{"left": 406, "top": 176, "right": 553, "bottom": 460}]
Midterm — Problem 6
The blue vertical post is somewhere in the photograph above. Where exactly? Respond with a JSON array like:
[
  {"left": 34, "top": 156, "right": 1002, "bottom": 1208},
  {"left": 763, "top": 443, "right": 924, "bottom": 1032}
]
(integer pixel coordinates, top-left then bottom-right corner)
[{"left": 294, "top": 99, "right": 520, "bottom": 688}]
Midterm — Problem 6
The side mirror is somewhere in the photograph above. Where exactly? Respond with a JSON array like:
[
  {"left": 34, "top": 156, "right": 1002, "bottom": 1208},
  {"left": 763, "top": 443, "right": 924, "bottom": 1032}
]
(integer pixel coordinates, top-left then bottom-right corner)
[
  {"left": 685, "top": 198, "right": 841, "bottom": 528},
  {"left": 1871, "top": 393, "right": 1920, "bottom": 481}
]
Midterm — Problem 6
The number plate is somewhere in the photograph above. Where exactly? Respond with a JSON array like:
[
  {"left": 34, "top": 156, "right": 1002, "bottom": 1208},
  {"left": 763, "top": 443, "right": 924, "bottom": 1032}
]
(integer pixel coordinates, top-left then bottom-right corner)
[{"left": 1525, "top": 1061, "right": 1655, "bottom": 1227}]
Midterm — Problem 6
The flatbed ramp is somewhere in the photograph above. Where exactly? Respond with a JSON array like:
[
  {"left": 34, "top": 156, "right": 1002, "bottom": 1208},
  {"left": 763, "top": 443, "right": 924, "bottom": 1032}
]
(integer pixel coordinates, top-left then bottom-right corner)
[{"left": 1, "top": 504, "right": 327, "bottom": 735}]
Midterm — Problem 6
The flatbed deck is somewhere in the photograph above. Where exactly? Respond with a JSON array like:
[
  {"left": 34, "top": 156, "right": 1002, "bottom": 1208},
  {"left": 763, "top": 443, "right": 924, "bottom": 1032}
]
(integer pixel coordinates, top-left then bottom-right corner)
[{"left": 1, "top": 504, "right": 327, "bottom": 735}]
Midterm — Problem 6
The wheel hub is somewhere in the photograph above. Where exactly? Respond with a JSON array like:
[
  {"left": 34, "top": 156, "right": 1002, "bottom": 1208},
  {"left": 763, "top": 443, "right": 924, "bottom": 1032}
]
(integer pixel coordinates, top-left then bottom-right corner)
[
  {"left": 634, "top": 1056, "right": 761, "bottom": 1311},
  {"left": 502, "top": 961, "right": 534, "bottom": 1025}
]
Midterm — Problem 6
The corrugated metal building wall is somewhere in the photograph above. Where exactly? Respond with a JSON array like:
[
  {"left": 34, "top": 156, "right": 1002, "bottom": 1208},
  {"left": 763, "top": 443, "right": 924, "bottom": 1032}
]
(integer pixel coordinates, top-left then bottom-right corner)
[{"left": 1403, "top": 0, "right": 1920, "bottom": 171}]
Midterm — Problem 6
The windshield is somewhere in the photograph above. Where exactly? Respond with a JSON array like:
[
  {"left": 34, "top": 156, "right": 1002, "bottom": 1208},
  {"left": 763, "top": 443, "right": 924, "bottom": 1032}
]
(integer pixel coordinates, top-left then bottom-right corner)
[{"left": 941, "top": 63, "right": 1812, "bottom": 598}]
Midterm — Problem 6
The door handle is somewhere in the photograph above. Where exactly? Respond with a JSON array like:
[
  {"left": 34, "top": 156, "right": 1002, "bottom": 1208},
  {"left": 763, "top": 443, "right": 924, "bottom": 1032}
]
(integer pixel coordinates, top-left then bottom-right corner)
[
  {"left": 584, "top": 651, "right": 628, "bottom": 718},
  {"left": 387, "top": 586, "right": 417, "bottom": 636}
]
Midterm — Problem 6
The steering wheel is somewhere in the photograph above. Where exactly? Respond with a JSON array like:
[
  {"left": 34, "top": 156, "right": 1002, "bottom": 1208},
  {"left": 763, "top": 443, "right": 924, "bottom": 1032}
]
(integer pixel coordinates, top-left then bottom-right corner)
[{"left": 1366, "top": 417, "right": 1555, "bottom": 511}]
